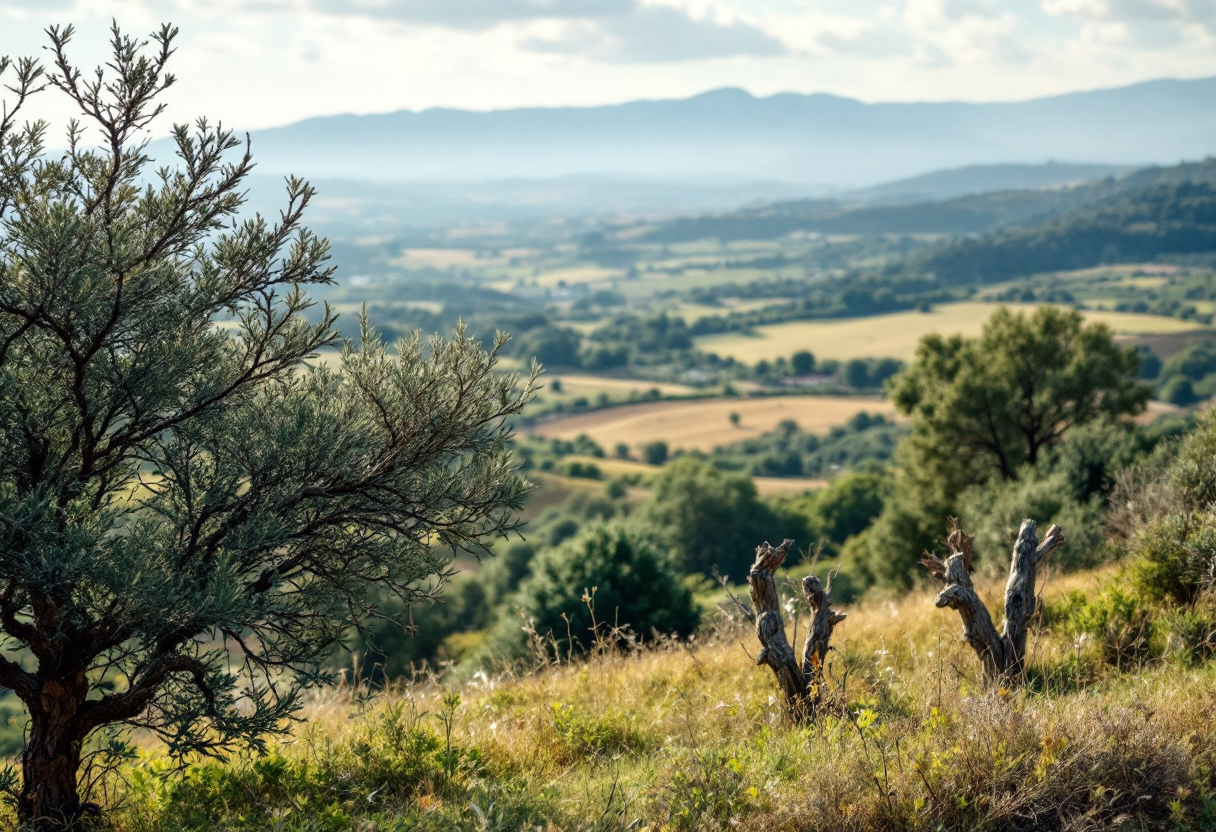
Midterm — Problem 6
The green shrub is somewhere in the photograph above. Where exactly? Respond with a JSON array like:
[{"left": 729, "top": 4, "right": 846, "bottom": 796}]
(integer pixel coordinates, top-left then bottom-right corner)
[
  {"left": 1129, "top": 514, "right": 1216, "bottom": 607},
  {"left": 638, "top": 456, "right": 794, "bottom": 577},
  {"left": 959, "top": 471, "right": 1109, "bottom": 573},
  {"left": 1069, "top": 588, "right": 1154, "bottom": 668},
  {"left": 1170, "top": 410, "right": 1216, "bottom": 510},
  {"left": 641, "top": 440, "right": 669, "bottom": 465},
  {"left": 496, "top": 522, "right": 700, "bottom": 658},
  {"left": 125, "top": 702, "right": 481, "bottom": 831},
  {"left": 780, "top": 472, "right": 890, "bottom": 551},
  {"left": 654, "top": 750, "right": 753, "bottom": 832},
  {"left": 550, "top": 703, "right": 650, "bottom": 762},
  {"left": 1158, "top": 606, "right": 1216, "bottom": 665}
]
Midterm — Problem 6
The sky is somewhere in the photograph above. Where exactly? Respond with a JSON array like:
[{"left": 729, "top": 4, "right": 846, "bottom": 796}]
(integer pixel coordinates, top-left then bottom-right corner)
[{"left": 2, "top": 0, "right": 1215, "bottom": 132}]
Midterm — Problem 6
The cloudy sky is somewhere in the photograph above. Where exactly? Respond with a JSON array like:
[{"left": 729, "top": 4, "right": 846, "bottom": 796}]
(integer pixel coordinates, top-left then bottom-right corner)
[{"left": 2, "top": 0, "right": 1214, "bottom": 131}]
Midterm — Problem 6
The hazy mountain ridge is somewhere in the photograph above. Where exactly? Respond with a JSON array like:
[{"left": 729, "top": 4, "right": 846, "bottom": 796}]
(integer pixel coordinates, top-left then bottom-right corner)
[
  {"left": 641, "top": 159, "right": 1216, "bottom": 244},
  {"left": 227, "top": 77, "right": 1216, "bottom": 190}
]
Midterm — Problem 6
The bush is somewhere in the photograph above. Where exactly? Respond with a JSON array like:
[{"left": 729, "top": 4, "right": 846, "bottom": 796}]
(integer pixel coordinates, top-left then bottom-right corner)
[
  {"left": 550, "top": 703, "right": 651, "bottom": 762},
  {"left": 1161, "top": 376, "right": 1199, "bottom": 406},
  {"left": 1158, "top": 606, "right": 1216, "bottom": 665},
  {"left": 957, "top": 471, "right": 1109, "bottom": 573},
  {"left": 641, "top": 441, "right": 669, "bottom": 466},
  {"left": 129, "top": 701, "right": 483, "bottom": 831},
  {"left": 638, "top": 457, "right": 792, "bottom": 577},
  {"left": 1069, "top": 588, "right": 1154, "bottom": 669},
  {"left": 791, "top": 350, "right": 815, "bottom": 375},
  {"left": 1170, "top": 410, "right": 1216, "bottom": 510},
  {"left": 503, "top": 522, "right": 700, "bottom": 656},
  {"left": 779, "top": 472, "right": 890, "bottom": 550},
  {"left": 1128, "top": 515, "right": 1216, "bottom": 607}
]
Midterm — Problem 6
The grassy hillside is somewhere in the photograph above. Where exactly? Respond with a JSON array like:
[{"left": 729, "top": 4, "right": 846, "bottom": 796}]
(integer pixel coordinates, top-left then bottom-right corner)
[{"left": 97, "top": 565, "right": 1216, "bottom": 832}]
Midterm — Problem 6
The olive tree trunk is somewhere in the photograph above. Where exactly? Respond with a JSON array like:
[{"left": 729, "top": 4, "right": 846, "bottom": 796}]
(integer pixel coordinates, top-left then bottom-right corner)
[
  {"left": 747, "top": 540, "right": 846, "bottom": 720},
  {"left": 19, "top": 676, "right": 91, "bottom": 829},
  {"left": 921, "top": 518, "right": 1063, "bottom": 686}
]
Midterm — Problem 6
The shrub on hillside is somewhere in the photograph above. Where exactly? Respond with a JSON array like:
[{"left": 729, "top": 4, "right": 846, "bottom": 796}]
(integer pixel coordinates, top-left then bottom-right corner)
[
  {"left": 495, "top": 522, "right": 700, "bottom": 659},
  {"left": 778, "top": 472, "right": 890, "bottom": 551},
  {"left": 957, "top": 471, "right": 1108, "bottom": 573},
  {"left": 1121, "top": 410, "right": 1216, "bottom": 606},
  {"left": 638, "top": 456, "right": 794, "bottom": 577}
]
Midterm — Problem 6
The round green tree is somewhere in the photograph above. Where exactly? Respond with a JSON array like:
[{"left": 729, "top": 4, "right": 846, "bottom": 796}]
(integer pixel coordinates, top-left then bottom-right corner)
[
  {"left": 853, "top": 305, "right": 1149, "bottom": 590},
  {"left": 637, "top": 456, "right": 788, "bottom": 578},
  {"left": 511, "top": 522, "right": 700, "bottom": 654},
  {"left": 0, "top": 26, "right": 534, "bottom": 828}
]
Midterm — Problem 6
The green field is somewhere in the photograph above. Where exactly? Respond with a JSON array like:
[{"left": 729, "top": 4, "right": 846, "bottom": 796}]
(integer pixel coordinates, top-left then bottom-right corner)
[{"left": 696, "top": 302, "right": 1208, "bottom": 363}]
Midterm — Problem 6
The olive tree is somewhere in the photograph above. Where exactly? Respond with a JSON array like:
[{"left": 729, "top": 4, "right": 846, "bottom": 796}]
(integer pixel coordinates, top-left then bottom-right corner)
[{"left": 0, "top": 25, "right": 535, "bottom": 828}]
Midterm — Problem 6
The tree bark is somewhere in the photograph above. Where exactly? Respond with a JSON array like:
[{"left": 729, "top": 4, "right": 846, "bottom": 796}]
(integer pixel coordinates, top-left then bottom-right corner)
[
  {"left": 19, "top": 677, "right": 89, "bottom": 830},
  {"left": 747, "top": 540, "right": 846, "bottom": 720},
  {"left": 802, "top": 574, "right": 847, "bottom": 696},
  {"left": 921, "top": 518, "right": 1063, "bottom": 686}
]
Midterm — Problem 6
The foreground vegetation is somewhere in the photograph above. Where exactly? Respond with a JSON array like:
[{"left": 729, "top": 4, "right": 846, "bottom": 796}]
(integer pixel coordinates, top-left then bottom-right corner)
[
  {"left": 73, "top": 563, "right": 1216, "bottom": 831},
  {"left": 83, "top": 395, "right": 1216, "bottom": 831}
]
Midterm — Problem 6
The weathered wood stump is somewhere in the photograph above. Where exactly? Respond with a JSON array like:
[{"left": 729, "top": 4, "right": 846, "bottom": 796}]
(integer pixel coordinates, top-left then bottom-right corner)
[
  {"left": 921, "top": 518, "right": 1063, "bottom": 686},
  {"left": 747, "top": 540, "right": 846, "bottom": 720}
]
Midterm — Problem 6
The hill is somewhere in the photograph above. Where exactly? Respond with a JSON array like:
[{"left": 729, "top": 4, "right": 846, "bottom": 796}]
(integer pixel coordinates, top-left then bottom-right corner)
[
  {"left": 911, "top": 159, "right": 1216, "bottom": 283},
  {"left": 86, "top": 564, "right": 1216, "bottom": 832},
  {"left": 640, "top": 158, "right": 1216, "bottom": 251},
  {"left": 843, "top": 162, "right": 1132, "bottom": 205},
  {"left": 641, "top": 185, "right": 1105, "bottom": 242},
  {"left": 204, "top": 78, "right": 1216, "bottom": 192}
]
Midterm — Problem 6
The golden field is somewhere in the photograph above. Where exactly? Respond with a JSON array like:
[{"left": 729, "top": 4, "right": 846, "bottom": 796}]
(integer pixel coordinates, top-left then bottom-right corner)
[
  {"left": 529, "top": 394, "right": 895, "bottom": 453},
  {"left": 695, "top": 302, "right": 1208, "bottom": 364}
]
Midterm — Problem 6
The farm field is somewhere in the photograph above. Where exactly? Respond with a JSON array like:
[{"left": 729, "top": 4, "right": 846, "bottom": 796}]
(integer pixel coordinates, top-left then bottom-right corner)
[
  {"left": 695, "top": 301, "right": 1208, "bottom": 363},
  {"left": 559, "top": 455, "right": 826, "bottom": 496},
  {"left": 530, "top": 394, "right": 894, "bottom": 452},
  {"left": 540, "top": 374, "right": 694, "bottom": 399}
]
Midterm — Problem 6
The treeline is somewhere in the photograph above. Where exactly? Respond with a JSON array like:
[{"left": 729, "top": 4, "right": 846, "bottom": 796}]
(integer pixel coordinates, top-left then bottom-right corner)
[
  {"left": 907, "top": 178, "right": 1216, "bottom": 284},
  {"left": 639, "top": 183, "right": 1105, "bottom": 243},
  {"left": 710, "top": 412, "right": 906, "bottom": 478}
]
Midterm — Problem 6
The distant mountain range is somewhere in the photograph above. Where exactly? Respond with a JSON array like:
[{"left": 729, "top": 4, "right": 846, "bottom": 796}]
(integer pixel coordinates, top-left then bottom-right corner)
[{"left": 225, "top": 77, "right": 1216, "bottom": 193}]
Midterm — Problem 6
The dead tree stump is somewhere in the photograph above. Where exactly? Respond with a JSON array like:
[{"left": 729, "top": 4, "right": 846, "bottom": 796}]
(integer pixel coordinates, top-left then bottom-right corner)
[
  {"left": 747, "top": 540, "right": 846, "bottom": 719},
  {"left": 921, "top": 518, "right": 1063, "bottom": 686}
]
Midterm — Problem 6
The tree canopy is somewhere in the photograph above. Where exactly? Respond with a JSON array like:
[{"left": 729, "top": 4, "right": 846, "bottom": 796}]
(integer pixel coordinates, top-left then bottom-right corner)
[
  {"left": 637, "top": 456, "right": 788, "bottom": 578},
  {"left": 508, "top": 522, "right": 700, "bottom": 656},
  {"left": 846, "top": 306, "right": 1148, "bottom": 591},
  {"left": 889, "top": 305, "right": 1148, "bottom": 486},
  {"left": 0, "top": 24, "right": 534, "bottom": 827}
]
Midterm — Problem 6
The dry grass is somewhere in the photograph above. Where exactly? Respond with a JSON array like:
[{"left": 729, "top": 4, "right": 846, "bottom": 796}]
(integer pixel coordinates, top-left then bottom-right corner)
[
  {"left": 530, "top": 395, "right": 895, "bottom": 453},
  {"left": 695, "top": 302, "right": 1209, "bottom": 364},
  {"left": 108, "top": 563, "right": 1216, "bottom": 831},
  {"left": 542, "top": 375, "right": 695, "bottom": 400}
]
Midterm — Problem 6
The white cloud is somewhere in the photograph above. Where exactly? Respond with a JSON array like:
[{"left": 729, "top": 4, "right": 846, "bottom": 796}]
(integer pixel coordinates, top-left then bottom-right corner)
[
  {"left": 299, "top": 0, "right": 635, "bottom": 29},
  {"left": 1042, "top": 0, "right": 1212, "bottom": 21},
  {"left": 1, "top": 0, "right": 1214, "bottom": 131},
  {"left": 523, "top": 5, "right": 787, "bottom": 61}
]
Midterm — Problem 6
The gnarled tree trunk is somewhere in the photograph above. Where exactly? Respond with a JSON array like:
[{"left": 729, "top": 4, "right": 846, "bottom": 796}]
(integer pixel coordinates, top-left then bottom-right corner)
[
  {"left": 921, "top": 518, "right": 1063, "bottom": 686},
  {"left": 747, "top": 540, "right": 846, "bottom": 720},
  {"left": 19, "top": 675, "right": 91, "bottom": 830}
]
